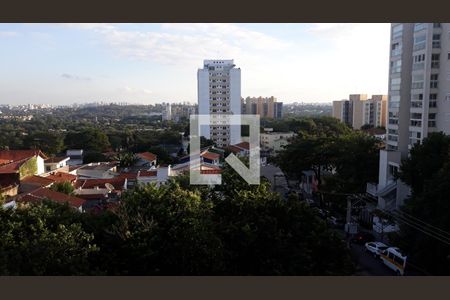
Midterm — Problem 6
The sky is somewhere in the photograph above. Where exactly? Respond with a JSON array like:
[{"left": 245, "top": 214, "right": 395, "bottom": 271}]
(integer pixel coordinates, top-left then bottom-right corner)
[{"left": 0, "top": 23, "right": 391, "bottom": 105}]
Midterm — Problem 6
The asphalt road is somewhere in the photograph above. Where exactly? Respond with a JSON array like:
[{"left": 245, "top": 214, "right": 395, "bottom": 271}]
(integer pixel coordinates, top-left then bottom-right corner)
[{"left": 350, "top": 243, "right": 397, "bottom": 276}]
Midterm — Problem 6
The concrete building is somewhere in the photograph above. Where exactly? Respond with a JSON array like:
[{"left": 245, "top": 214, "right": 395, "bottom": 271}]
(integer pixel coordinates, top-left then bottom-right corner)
[
  {"left": 371, "top": 23, "right": 450, "bottom": 210},
  {"left": 332, "top": 94, "right": 387, "bottom": 129},
  {"left": 349, "top": 94, "right": 369, "bottom": 129},
  {"left": 332, "top": 99, "right": 352, "bottom": 126},
  {"left": 162, "top": 103, "right": 172, "bottom": 121},
  {"left": 198, "top": 59, "right": 241, "bottom": 148},
  {"left": 260, "top": 132, "right": 296, "bottom": 153},
  {"left": 242, "top": 96, "right": 283, "bottom": 119}
]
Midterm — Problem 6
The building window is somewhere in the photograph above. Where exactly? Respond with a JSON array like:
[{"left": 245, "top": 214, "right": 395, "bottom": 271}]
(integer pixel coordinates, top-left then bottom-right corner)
[
  {"left": 431, "top": 53, "right": 440, "bottom": 68},
  {"left": 412, "top": 93, "right": 423, "bottom": 100},
  {"left": 430, "top": 74, "right": 439, "bottom": 89},
  {"left": 429, "top": 101, "right": 437, "bottom": 108},
  {"left": 429, "top": 121, "right": 437, "bottom": 127},
  {"left": 429, "top": 113, "right": 436, "bottom": 120},
  {"left": 433, "top": 34, "right": 441, "bottom": 48},
  {"left": 414, "top": 23, "right": 426, "bottom": 32},
  {"left": 414, "top": 35, "right": 426, "bottom": 51},
  {"left": 411, "top": 113, "right": 422, "bottom": 119},
  {"left": 433, "top": 23, "right": 441, "bottom": 28},
  {"left": 391, "top": 42, "right": 402, "bottom": 56},
  {"left": 410, "top": 120, "right": 422, "bottom": 127}
]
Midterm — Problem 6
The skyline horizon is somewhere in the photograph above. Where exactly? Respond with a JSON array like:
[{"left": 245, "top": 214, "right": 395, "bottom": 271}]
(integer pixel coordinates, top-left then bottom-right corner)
[{"left": 0, "top": 23, "right": 390, "bottom": 105}]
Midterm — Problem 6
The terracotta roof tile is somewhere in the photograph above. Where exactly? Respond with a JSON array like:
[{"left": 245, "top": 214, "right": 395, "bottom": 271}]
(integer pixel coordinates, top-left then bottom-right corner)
[
  {"left": 46, "top": 172, "right": 77, "bottom": 183},
  {"left": 18, "top": 187, "right": 85, "bottom": 209},
  {"left": 21, "top": 175, "right": 55, "bottom": 187},
  {"left": 75, "top": 177, "right": 126, "bottom": 190},
  {"left": 0, "top": 150, "right": 47, "bottom": 161},
  {"left": 137, "top": 152, "right": 157, "bottom": 162},
  {"left": 201, "top": 151, "right": 221, "bottom": 161}
]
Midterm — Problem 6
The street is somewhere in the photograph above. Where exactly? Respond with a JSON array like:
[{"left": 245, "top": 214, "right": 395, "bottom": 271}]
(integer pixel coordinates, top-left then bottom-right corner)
[{"left": 350, "top": 243, "right": 396, "bottom": 276}]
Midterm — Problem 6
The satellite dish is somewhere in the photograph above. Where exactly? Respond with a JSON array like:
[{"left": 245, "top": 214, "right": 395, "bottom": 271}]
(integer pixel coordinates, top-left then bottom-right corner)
[{"left": 105, "top": 183, "right": 114, "bottom": 191}]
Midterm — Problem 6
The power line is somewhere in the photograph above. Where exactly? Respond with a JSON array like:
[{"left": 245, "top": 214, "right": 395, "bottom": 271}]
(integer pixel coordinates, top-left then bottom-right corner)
[{"left": 393, "top": 209, "right": 450, "bottom": 237}]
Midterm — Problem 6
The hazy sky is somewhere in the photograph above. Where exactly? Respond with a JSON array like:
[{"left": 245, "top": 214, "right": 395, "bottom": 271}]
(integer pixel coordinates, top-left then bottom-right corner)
[{"left": 0, "top": 23, "right": 391, "bottom": 105}]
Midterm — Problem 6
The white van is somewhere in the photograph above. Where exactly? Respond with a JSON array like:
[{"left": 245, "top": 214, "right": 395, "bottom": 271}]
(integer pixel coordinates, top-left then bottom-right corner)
[{"left": 380, "top": 247, "right": 407, "bottom": 275}]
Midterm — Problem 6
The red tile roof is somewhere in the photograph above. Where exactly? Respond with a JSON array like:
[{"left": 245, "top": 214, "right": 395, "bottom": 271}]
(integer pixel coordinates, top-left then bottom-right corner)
[
  {"left": 227, "top": 145, "right": 243, "bottom": 155},
  {"left": 138, "top": 170, "right": 157, "bottom": 177},
  {"left": 18, "top": 187, "right": 85, "bottom": 209},
  {"left": 117, "top": 172, "right": 138, "bottom": 180},
  {"left": 234, "top": 142, "right": 249, "bottom": 150},
  {"left": 75, "top": 177, "right": 126, "bottom": 190},
  {"left": 201, "top": 151, "right": 221, "bottom": 161},
  {"left": 46, "top": 172, "right": 77, "bottom": 183},
  {"left": 200, "top": 169, "right": 222, "bottom": 174},
  {"left": 21, "top": 175, "right": 55, "bottom": 187},
  {"left": 0, "top": 160, "right": 25, "bottom": 174},
  {"left": 137, "top": 152, "right": 157, "bottom": 162},
  {"left": 0, "top": 150, "right": 47, "bottom": 161}
]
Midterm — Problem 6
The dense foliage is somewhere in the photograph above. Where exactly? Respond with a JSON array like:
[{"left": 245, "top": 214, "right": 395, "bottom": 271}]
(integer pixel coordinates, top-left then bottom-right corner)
[
  {"left": 276, "top": 116, "right": 381, "bottom": 193},
  {"left": 390, "top": 132, "right": 450, "bottom": 274},
  {"left": 0, "top": 167, "right": 354, "bottom": 275}
]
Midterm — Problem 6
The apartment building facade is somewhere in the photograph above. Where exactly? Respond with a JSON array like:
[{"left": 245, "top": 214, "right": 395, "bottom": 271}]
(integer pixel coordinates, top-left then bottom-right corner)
[
  {"left": 198, "top": 60, "right": 241, "bottom": 148},
  {"left": 242, "top": 96, "right": 283, "bottom": 119},
  {"left": 374, "top": 23, "right": 450, "bottom": 210},
  {"left": 332, "top": 94, "right": 387, "bottom": 129}
]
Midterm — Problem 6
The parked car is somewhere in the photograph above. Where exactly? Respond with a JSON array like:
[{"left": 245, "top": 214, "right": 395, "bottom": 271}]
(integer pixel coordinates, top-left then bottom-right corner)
[
  {"left": 351, "top": 232, "right": 375, "bottom": 245},
  {"left": 365, "top": 241, "right": 389, "bottom": 258},
  {"left": 327, "top": 215, "right": 345, "bottom": 228}
]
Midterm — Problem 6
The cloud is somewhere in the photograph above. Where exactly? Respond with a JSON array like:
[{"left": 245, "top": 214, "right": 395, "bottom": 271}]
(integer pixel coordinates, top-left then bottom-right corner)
[
  {"left": 119, "top": 86, "right": 152, "bottom": 95},
  {"left": 61, "top": 23, "right": 289, "bottom": 65},
  {"left": 0, "top": 31, "right": 18, "bottom": 38},
  {"left": 61, "top": 73, "right": 92, "bottom": 81}
]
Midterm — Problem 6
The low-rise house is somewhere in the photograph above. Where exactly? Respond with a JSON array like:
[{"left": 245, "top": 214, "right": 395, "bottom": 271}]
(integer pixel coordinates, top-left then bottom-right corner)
[
  {"left": 0, "top": 149, "right": 47, "bottom": 176},
  {"left": 136, "top": 152, "right": 157, "bottom": 167},
  {"left": 15, "top": 187, "right": 86, "bottom": 212},
  {"left": 20, "top": 175, "right": 55, "bottom": 193},
  {"left": 201, "top": 151, "right": 221, "bottom": 165},
  {"left": 44, "top": 156, "right": 70, "bottom": 173},
  {"left": 66, "top": 149, "right": 84, "bottom": 166},
  {"left": 228, "top": 142, "right": 250, "bottom": 157},
  {"left": 46, "top": 172, "right": 77, "bottom": 184},
  {"left": 73, "top": 177, "right": 126, "bottom": 208},
  {"left": 76, "top": 162, "right": 118, "bottom": 179},
  {"left": 260, "top": 132, "right": 296, "bottom": 153}
]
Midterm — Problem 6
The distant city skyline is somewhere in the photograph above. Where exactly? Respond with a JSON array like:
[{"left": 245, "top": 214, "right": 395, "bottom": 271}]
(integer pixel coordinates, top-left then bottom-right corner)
[{"left": 0, "top": 23, "right": 390, "bottom": 105}]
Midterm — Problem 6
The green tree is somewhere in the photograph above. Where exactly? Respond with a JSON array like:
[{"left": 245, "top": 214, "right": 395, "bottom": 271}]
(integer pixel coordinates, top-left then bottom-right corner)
[
  {"left": 0, "top": 201, "right": 97, "bottom": 275},
  {"left": 114, "top": 152, "right": 138, "bottom": 168},
  {"left": 50, "top": 181, "right": 75, "bottom": 195},
  {"left": 390, "top": 132, "right": 450, "bottom": 274},
  {"left": 24, "top": 131, "right": 64, "bottom": 155},
  {"left": 65, "top": 128, "right": 111, "bottom": 152}
]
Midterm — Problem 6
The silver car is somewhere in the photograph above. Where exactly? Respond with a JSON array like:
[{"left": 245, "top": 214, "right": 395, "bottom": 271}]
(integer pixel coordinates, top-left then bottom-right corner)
[{"left": 365, "top": 241, "right": 389, "bottom": 258}]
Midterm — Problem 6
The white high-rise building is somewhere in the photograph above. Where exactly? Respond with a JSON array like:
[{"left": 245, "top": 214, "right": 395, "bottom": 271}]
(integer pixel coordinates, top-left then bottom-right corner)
[
  {"left": 197, "top": 59, "right": 241, "bottom": 148},
  {"left": 373, "top": 23, "right": 450, "bottom": 210},
  {"left": 162, "top": 103, "right": 172, "bottom": 121}
]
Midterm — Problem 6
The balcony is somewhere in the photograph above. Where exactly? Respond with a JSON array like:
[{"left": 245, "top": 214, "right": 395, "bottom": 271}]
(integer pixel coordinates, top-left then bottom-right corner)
[{"left": 366, "top": 182, "right": 378, "bottom": 197}]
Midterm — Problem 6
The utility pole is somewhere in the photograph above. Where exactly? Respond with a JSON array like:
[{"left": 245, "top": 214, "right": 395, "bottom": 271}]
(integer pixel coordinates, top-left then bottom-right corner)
[{"left": 345, "top": 196, "right": 352, "bottom": 247}]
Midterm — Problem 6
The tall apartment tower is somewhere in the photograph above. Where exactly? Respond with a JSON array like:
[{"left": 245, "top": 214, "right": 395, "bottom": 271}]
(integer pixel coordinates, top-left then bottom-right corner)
[
  {"left": 162, "top": 103, "right": 172, "bottom": 121},
  {"left": 376, "top": 23, "right": 450, "bottom": 210},
  {"left": 349, "top": 94, "right": 369, "bottom": 129},
  {"left": 242, "top": 96, "right": 283, "bottom": 119},
  {"left": 332, "top": 99, "right": 352, "bottom": 126},
  {"left": 332, "top": 94, "right": 386, "bottom": 129},
  {"left": 198, "top": 60, "right": 241, "bottom": 147}
]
